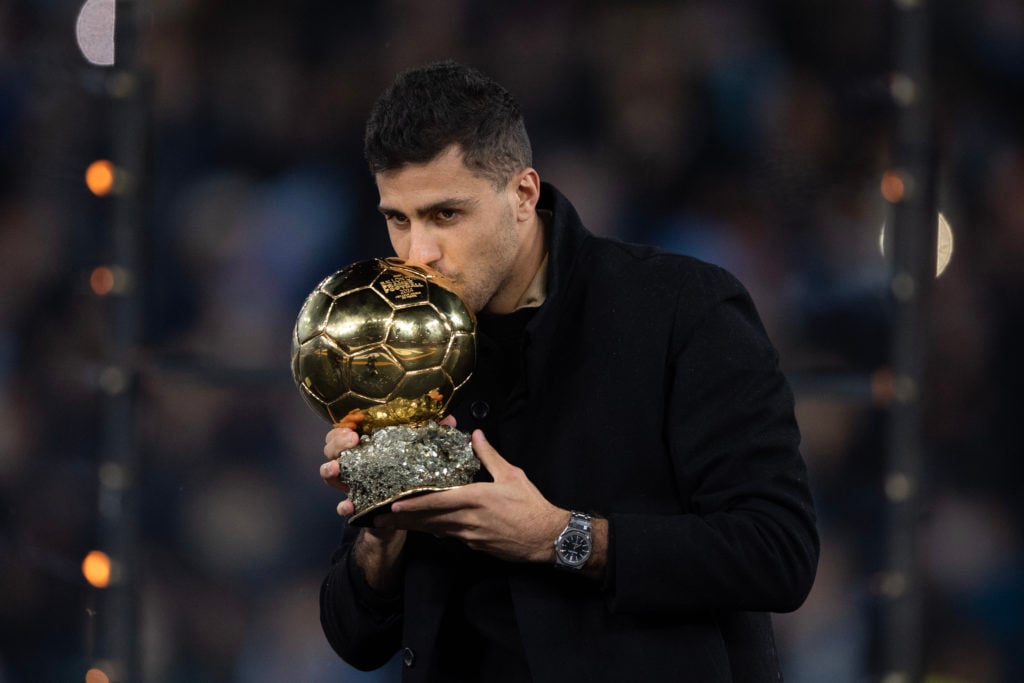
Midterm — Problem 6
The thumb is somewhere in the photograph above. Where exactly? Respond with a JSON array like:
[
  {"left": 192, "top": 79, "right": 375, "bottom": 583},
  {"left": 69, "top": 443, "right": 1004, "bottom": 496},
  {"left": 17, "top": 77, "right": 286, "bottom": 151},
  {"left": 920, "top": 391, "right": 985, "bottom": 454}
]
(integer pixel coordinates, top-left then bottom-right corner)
[{"left": 471, "top": 429, "right": 510, "bottom": 478}]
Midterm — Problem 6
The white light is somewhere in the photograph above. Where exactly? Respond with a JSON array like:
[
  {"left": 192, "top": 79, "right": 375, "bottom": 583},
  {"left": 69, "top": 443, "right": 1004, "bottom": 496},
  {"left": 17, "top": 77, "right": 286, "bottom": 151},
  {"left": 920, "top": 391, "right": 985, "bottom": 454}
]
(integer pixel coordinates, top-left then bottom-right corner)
[
  {"left": 76, "top": 0, "right": 116, "bottom": 66},
  {"left": 935, "top": 213, "right": 954, "bottom": 276}
]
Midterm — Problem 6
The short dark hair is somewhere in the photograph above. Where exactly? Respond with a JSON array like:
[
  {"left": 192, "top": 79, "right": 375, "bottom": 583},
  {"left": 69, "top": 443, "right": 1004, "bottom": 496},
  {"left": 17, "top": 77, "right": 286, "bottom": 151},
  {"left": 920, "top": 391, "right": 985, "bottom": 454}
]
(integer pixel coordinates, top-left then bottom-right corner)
[{"left": 364, "top": 61, "right": 532, "bottom": 187}]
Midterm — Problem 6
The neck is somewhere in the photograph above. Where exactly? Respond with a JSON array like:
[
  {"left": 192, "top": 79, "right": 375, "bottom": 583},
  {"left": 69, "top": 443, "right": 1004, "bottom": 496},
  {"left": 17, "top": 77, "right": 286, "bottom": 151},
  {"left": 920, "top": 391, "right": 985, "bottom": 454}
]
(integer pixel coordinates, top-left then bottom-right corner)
[{"left": 484, "top": 213, "right": 546, "bottom": 315}]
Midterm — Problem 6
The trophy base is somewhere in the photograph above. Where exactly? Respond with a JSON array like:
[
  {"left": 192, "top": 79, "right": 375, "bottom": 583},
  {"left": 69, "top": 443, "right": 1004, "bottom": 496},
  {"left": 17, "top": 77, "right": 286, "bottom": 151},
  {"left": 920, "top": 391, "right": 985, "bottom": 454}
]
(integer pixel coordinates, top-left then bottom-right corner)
[{"left": 340, "top": 422, "right": 479, "bottom": 527}]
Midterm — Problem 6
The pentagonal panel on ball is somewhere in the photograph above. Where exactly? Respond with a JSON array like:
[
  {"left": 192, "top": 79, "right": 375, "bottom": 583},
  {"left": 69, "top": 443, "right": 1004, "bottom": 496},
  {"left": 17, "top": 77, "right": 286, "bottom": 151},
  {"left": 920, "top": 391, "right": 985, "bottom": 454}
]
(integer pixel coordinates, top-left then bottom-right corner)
[
  {"left": 347, "top": 347, "right": 405, "bottom": 400},
  {"left": 324, "top": 288, "right": 394, "bottom": 352},
  {"left": 294, "top": 335, "right": 349, "bottom": 404},
  {"left": 387, "top": 304, "right": 450, "bottom": 371},
  {"left": 295, "top": 290, "right": 333, "bottom": 344},
  {"left": 372, "top": 268, "right": 430, "bottom": 307}
]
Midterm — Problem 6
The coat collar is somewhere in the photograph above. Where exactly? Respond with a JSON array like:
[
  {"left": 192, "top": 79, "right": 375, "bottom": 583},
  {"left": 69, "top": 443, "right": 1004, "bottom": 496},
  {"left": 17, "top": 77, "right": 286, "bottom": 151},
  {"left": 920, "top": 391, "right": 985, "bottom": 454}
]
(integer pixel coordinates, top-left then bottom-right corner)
[
  {"left": 521, "top": 183, "right": 591, "bottom": 396},
  {"left": 535, "top": 181, "right": 590, "bottom": 309}
]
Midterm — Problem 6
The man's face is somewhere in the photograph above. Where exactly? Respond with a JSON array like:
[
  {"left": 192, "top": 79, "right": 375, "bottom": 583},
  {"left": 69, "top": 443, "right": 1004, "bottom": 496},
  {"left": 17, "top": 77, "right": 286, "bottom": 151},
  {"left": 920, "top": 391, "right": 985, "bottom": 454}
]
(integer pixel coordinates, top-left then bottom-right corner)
[{"left": 376, "top": 146, "right": 523, "bottom": 313}]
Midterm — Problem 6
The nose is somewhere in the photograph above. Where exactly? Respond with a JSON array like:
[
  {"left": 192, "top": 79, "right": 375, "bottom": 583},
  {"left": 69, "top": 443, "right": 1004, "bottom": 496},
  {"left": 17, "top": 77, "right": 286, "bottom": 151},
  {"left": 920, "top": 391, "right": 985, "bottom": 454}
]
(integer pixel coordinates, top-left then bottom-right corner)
[{"left": 406, "top": 226, "right": 442, "bottom": 266}]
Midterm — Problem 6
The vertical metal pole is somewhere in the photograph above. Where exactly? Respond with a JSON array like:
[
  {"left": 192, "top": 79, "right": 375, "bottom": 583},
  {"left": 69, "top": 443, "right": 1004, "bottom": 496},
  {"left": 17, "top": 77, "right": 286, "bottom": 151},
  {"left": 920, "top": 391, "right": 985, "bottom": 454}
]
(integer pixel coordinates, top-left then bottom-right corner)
[
  {"left": 96, "top": 1, "right": 147, "bottom": 680},
  {"left": 883, "top": 0, "right": 936, "bottom": 681}
]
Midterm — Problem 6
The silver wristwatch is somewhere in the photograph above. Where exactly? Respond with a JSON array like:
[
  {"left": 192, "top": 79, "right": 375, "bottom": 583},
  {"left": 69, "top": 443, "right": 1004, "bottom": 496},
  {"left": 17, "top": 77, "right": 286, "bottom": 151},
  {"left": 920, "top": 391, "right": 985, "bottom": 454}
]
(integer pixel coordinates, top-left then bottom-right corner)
[{"left": 554, "top": 511, "right": 592, "bottom": 570}]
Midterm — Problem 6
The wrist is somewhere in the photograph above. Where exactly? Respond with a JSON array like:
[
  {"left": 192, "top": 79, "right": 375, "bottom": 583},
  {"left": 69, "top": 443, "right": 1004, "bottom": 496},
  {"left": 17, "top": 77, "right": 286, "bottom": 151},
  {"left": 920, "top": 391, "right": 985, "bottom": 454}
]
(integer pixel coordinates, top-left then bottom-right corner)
[
  {"left": 354, "top": 527, "right": 407, "bottom": 594},
  {"left": 530, "top": 507, "right": 570, "bottom": 564}
]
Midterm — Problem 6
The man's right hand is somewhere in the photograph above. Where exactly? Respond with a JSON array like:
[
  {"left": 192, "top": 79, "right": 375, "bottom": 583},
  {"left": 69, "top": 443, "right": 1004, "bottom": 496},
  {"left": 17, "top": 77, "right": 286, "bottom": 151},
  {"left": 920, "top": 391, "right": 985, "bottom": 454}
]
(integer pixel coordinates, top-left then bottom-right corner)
[
  {"left": 322, "top": 425, "right": 407, "bottom": 594},
  {"left": 322, "top": 426, "right": 360, "bottom": 516}
]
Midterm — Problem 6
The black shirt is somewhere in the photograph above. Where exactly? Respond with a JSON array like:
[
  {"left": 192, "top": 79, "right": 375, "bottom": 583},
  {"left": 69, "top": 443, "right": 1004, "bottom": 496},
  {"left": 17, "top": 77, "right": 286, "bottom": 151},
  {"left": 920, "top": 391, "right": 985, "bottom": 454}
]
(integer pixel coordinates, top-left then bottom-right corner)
[{"left": 432, "top": 308, "right": 536, "bottom": 681}]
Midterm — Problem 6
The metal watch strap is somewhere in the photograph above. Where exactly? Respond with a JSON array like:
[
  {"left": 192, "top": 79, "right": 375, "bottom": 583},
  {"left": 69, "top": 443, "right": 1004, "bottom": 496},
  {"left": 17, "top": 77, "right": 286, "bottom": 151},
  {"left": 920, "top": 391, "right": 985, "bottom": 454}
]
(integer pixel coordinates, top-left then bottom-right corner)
[
  {"left": 566, "top": 511, "right": 591, "bottom": 533},
  {"left": 554, "top": 511, "right": 592, "bottom": 570}
]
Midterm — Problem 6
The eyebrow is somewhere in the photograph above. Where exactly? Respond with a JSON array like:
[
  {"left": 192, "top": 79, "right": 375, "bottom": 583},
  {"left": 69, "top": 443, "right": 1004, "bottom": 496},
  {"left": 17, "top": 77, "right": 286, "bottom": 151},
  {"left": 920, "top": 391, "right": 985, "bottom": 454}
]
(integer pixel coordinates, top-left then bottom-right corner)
[{"left": 378, "top": 196, "right": 479, "bottom": 218}]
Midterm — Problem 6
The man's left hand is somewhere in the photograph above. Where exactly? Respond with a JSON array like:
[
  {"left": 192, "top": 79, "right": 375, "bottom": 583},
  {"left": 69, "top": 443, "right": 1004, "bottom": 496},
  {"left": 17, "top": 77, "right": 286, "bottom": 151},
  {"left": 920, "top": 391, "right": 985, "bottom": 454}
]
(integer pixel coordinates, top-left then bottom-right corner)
[{"left": 373, "top": 429, "right": 567, "bottom": 564}]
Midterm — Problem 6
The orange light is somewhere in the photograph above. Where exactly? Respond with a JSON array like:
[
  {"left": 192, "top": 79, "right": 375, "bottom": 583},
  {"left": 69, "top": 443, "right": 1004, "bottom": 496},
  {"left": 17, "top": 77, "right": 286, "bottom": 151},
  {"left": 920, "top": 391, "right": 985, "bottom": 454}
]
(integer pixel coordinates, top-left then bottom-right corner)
[
  {"left": 85, "top": 160, "right": 116, "bottom": 196},
  {"left": 82, "top": 550, "right": 112, "bottom": 588},
  {"left": 870, "top": 368, "right": 895, "bottom": 406},
  {"left": 85, "top": 668, "right": 111, "bottom": 683},
  {"left": 90, "top": 266, "right": 115, "bottom": 296},
  {"left": 880, "top": 169, "right": 905, "bottom": 203}
]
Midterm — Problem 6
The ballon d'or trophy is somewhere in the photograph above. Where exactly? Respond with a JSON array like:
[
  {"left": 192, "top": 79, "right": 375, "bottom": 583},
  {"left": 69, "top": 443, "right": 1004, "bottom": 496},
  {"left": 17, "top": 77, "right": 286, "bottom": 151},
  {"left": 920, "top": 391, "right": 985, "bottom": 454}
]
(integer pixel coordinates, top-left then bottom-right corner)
[{"left": 291, "top": 258, "right": 479, "bottom": 525}]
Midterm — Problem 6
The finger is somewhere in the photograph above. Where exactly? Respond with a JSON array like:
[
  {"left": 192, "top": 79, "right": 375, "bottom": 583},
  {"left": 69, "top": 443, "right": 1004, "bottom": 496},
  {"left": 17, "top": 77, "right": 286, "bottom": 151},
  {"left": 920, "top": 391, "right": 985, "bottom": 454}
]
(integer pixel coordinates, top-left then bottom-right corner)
[
  {"left": 389, "top": 490, "right": 453, "bottom": 514},
  {"left": 376, "top": 508, "right": 464, "bottom": 535},
  {"left": 325, "top": 426, "right": 354, "bottom": 445},
  {"left": 324, "top": 427, "right": 359, "bottom": 456},
  {"left": 336, "top": 498, "right": 354, "bottom": 517},
  {"left": 324, "top": 428, "right": 360, "bottom": 459},
  {"left": 389, "top": 486, "right": 479, "bottom": 514},
  {"left": 319, "top": 461, "right": 351, "bottom": 492},
  {"left": 439, "top": 414, "right": 457, "bottom": 428},
  {"left": 470, "top": 429, "right": 512, "bottom": 478},
  {"left": 326, "top": 426, "right": 359, "bottom": 445}
]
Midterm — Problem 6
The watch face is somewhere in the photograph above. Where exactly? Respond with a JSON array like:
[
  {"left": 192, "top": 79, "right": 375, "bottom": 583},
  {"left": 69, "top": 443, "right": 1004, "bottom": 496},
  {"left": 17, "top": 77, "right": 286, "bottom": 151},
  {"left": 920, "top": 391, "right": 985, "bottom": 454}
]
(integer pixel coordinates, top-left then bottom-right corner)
[{"left": 557, "top": 529, "right": 591, "bottom": 566}]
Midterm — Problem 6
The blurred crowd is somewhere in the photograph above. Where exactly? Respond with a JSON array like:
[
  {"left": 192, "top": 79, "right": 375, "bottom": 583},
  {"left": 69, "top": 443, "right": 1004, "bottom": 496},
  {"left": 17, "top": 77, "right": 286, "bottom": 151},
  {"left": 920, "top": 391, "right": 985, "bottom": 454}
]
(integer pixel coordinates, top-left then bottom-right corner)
[{"left": 1, "top": 0, "right": 1023, "bottom": 681}]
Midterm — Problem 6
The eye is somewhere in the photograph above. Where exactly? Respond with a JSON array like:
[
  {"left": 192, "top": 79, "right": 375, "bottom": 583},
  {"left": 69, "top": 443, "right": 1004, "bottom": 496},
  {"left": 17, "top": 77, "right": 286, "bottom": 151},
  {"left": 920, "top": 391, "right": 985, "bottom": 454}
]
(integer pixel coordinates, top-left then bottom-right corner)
[
  {"left": 435, "top": 208, "right": 458, "bottom": 223},
  {"left": 386, "top": 213, "right": 410, "bottom": 227}
]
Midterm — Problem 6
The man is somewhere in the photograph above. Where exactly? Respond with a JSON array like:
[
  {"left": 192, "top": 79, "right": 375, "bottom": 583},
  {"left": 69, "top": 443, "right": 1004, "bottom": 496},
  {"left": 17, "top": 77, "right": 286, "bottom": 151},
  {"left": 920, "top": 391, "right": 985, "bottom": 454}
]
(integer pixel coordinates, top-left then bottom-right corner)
[{"left": 319, "top": 61, "right": 818, "bottom": 682}]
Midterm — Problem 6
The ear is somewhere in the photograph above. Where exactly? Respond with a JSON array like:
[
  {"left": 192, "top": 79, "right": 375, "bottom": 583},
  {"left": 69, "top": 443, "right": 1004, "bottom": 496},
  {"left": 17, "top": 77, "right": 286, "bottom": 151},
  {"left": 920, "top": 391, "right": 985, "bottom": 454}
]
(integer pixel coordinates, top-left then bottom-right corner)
[{"left": 511, "top": 168, "right": 541, "bottom": 221}]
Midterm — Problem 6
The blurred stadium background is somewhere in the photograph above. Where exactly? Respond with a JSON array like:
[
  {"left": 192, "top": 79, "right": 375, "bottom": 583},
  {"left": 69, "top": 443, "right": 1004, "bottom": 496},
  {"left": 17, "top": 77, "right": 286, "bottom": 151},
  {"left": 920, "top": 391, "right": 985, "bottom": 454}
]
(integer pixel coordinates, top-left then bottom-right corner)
[{"left": 1, "top": 1, "right": 1023, "bottom": 681}]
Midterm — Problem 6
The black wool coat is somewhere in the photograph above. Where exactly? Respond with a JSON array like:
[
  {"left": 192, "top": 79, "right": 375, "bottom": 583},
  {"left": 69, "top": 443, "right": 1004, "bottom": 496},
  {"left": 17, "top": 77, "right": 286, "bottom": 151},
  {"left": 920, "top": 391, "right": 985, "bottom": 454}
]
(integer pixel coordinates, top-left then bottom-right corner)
[{"left": 321, "top": 183, "right": 819, "bottom": 682}]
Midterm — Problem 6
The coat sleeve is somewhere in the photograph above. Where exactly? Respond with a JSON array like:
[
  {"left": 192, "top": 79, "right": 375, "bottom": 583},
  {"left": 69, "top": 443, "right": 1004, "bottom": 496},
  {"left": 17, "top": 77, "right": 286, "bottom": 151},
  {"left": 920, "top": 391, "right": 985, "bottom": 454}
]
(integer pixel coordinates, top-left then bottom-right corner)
[
  {"left": 319, "top": 526, "right": 404, "bottom": 671},
  {"left": 606, "top": 273, "right": 819, "bottom": 616}
]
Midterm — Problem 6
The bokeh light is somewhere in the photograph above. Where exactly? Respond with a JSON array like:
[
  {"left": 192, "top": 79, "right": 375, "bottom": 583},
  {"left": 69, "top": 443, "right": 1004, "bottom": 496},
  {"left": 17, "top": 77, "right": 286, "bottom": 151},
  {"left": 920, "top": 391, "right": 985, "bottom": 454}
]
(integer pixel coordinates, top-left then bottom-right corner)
[
  {"left": 75, "top": 0, "right": 116, "bottom": 66},
  {"left": 84, "top": 667, "right": 110, "bottom": 683},
  {"left": 935, "top": 212, "right": 954, "bottom": 276},
  {"left": 82, "top": 550, "right": 112, "bottom": 588},
  {"left": 85, "top": 160, "right": 116, "bottom": 196},
  {"left": 881, "top": 169, "right": 906, "bottom": 203},
  {"left": 90, "top": 266, "right": 115, "bottom": 295}
]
